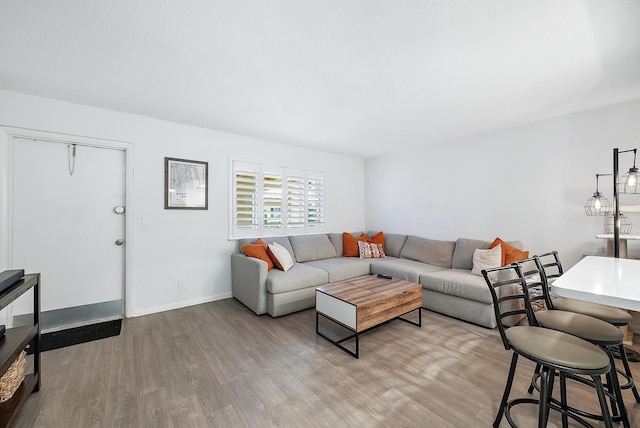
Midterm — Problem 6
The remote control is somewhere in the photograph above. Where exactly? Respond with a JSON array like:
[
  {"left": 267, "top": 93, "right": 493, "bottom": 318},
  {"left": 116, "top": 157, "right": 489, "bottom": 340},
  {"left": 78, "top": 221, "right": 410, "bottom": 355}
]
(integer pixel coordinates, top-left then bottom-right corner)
[{"left": 377, "top": 274, "right": 392, "bottom": 279}]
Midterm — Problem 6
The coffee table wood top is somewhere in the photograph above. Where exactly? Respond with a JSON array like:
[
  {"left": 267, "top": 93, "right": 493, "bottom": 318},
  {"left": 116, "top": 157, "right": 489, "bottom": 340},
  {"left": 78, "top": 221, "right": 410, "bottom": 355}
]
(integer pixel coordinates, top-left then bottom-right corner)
[
  {"left": 316, "top": 276, "right": 419, "bottom": 303},
  {"left": 316, "top": 275, "right": 422, "bottom": 332}
]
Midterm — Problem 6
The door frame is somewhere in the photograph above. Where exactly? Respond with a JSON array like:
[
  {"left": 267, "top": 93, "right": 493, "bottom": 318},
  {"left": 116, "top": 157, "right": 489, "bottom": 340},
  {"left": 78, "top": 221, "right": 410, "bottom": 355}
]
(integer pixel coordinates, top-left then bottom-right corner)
[{"left": 0, "top": 126, "right": 135, "bottom": 318}]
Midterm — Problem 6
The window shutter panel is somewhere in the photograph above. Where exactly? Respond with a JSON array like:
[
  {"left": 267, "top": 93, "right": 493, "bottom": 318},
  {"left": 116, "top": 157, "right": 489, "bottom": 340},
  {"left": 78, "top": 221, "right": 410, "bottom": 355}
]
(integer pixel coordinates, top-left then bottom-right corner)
[
  {"left": 233, "top": 162, "right": 259, "bottom": 236},
  {"left": 287, "top": 173, "right": 306, "bottom": 231},
  {"left": 307, "top": 173, "right": 325, "bottom": 230},
  {"left": 262, "top": 169, "right": 284, "bottom": 234}
]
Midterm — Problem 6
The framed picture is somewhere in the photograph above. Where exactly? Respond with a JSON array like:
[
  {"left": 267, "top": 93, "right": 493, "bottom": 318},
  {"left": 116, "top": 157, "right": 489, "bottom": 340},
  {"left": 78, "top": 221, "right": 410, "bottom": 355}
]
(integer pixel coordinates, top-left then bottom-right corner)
[{"left": 164, "top": 157, "right": 208, "bottom": 209}]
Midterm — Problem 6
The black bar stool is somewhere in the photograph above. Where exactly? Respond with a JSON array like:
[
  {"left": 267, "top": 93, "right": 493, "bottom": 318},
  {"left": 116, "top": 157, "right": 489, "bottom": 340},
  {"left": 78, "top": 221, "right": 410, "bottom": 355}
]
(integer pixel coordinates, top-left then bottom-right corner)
[
  {"left": 514, "top": 256, "right": 630, "bottom": 427},
  {"left": 482, "top": 264, "right": 614, "bottom": 428},
  {"left": 536, "top": 251, "right": 640, "bottom": 403}
]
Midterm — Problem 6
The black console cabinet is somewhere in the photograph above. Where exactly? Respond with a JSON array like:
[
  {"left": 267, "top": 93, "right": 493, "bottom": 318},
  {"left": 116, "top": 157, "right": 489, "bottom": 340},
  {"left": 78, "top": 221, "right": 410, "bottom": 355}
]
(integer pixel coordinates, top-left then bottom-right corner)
[{"left": 0, "top": 273, "right": 40, "bottom": 427}]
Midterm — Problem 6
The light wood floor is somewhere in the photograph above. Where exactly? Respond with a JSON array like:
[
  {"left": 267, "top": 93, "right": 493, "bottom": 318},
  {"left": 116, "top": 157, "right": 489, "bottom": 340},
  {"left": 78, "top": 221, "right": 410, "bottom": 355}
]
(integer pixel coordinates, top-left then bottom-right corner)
[{"left": 14, "top": 298, "right": 640, "bottom": 427}]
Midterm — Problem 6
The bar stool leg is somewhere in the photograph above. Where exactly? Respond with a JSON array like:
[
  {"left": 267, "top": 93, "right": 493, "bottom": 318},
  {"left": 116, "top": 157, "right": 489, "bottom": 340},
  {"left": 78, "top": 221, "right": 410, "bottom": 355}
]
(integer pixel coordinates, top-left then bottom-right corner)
[
  {"left": 559, "top": 371, "right": 568, "bottom": 428},
  {"left": 617, "top": 343, "right": 640, "bottom": 402},
  {"left": 605, "top": 366, "right": 619, "bottom": 418},
  {"left": 593, "top": 375, "right": 614, "bottom": 428},
  {"left": 494, "top": 353, "right": 518, "bottom": 428},
  {"left": 605, "top": 349, "right": 631, "bottom": 427},
  {"left": 538, "top": 367, "right": 553, "bottom": 428},
  {"left": 528, "top": 363, "right": 541, "bottom": 394}
]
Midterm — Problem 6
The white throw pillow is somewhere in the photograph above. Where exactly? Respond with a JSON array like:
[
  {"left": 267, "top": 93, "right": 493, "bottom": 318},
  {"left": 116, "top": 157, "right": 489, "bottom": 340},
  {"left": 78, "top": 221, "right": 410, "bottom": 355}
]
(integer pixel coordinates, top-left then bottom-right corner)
[
  {"left": 471, "top": 246, "right": 502, "bottom": 276},
  {"left": 268, "top": 243, "right": 294, "bottom": 272}
]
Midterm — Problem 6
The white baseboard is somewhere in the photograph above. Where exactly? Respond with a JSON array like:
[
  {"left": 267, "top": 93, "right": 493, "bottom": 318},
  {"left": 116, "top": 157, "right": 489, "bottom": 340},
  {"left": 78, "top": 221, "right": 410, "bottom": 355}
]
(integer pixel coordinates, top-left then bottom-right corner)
[{"left": 130, "top": 292, "right": 233, "bottom": 317}]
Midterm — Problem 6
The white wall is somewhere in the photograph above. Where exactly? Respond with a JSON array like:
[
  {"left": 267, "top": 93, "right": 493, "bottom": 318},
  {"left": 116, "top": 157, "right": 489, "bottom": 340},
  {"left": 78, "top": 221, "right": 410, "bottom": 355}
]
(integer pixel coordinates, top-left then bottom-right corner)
[
  {"left": 365, "top": 99, "right": 640, "bottom": 268},
  {"left": 0, "top": 89, "right": 366, "bottom": 316},
  {"left": 3, "top": 88, "right": 638, "bottom": 317}
]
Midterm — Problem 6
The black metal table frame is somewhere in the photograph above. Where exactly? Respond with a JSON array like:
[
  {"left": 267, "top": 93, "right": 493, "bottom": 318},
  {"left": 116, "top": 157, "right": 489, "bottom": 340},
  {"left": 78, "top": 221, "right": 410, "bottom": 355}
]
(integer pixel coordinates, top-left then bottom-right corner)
[{"left": 315, "top": 307, "right": 422, "bottom": 359}]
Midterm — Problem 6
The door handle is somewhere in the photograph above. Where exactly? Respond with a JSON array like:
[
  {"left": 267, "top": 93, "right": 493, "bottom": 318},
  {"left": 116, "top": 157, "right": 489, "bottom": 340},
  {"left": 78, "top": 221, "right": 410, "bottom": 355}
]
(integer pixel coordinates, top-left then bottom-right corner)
[{"left": 115, "top": 239, "right": 124, "bottom": 246}]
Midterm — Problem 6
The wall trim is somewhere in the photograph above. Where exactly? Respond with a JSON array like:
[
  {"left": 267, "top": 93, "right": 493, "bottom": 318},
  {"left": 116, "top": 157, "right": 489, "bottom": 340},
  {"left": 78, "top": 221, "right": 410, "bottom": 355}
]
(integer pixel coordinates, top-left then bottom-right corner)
[{"left": 130, "top": 292, "right": 233, "bottom": 317}]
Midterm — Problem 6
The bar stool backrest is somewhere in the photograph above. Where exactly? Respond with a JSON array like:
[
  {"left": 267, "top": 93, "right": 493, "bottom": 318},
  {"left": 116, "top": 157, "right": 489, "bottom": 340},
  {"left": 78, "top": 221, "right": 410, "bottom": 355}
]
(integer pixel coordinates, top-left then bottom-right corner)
[
  {"left": 531, "top": 252, "right": 564, "bottom": 311},
  {"left": 511, "top": 256, "right": 554, "bottom": 316},
  {"left": 482, "top": 264, "right": 537, "bottom": 350},
  {"left": 536, "top": 250, "right": 564, "bottom": 280}
]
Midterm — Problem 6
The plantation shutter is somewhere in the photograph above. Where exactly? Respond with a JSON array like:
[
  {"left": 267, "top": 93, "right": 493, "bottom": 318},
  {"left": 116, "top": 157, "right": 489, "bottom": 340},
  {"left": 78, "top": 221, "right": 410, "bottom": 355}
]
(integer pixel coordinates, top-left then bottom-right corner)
[
  {"left": 286, "top": 172, "right": 306, "bottom": 232},
  {"left": 232, "top": 161, "right": 259, "bottom": 237},
  {"left": 230, "top": 161, "right": 326, "bottom": 238},
  {"left": 307, "top": 172, "right": 325, "bottom": 229},
  {"left": 262, "top": 167, "right": 284, "bottom": 235}
]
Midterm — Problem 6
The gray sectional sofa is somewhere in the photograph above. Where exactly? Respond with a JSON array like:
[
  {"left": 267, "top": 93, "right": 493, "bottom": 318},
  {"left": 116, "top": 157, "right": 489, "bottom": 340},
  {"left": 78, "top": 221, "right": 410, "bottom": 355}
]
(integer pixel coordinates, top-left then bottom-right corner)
[{"left": 231, "top": 232, "right": 524, "bottom": 328}]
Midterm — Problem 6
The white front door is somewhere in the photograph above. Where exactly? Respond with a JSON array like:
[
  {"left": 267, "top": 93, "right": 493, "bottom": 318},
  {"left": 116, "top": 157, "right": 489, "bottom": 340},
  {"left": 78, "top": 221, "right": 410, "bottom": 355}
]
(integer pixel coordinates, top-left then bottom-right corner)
[{"left": 10, "top": 136, "right": 126, "bottom": 329}]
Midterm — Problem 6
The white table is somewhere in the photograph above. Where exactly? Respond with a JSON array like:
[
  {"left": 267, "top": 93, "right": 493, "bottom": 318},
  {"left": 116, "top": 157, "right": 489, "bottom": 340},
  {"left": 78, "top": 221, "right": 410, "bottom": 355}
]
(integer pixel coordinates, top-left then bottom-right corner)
[{"left": 552, "top": 256, "right": 640, "bottom": 312}]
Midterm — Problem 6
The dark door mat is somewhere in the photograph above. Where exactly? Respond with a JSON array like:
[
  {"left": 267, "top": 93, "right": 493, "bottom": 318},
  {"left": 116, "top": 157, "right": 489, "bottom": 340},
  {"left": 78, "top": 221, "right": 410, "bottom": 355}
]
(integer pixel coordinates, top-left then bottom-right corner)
[{"left": 27, "top": 319, "right": 122, "bottom": 353}]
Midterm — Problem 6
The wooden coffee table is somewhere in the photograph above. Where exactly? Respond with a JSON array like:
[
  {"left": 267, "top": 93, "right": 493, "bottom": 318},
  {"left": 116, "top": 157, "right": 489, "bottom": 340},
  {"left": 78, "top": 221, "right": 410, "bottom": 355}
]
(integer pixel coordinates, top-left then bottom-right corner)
[{"left": 315, "top": 275, "right": 422, "bottom": 358}]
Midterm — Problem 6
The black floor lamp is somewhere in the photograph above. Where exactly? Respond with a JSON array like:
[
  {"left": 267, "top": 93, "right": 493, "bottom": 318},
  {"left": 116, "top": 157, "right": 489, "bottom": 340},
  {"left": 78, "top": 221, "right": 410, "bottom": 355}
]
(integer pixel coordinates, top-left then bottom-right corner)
[
  {"left": 614, "top": 149, "right": 622, "bottom": 258},
  {"left": 614, "top": 148, "right": 639, "bottom": 258}
]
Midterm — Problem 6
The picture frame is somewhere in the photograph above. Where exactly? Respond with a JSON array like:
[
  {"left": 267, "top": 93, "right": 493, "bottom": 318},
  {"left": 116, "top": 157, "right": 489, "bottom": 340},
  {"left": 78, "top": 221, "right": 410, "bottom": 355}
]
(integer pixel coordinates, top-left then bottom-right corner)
[{"left": 164, "top": 157, "right": 208, "bottom": 209}]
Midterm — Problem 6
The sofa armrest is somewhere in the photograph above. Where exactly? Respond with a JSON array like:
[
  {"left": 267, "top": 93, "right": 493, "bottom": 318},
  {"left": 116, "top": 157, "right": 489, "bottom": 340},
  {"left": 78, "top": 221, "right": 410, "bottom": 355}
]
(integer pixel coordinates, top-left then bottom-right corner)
[{"left": 231, "top": 253, "right": 269, "bottom": 315}]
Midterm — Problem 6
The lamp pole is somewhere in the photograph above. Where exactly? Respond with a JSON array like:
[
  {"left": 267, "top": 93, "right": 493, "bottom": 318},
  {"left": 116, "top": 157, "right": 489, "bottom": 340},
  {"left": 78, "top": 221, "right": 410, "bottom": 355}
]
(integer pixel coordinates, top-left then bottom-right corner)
[{"left": 614, "top": 148, "right": 620, "bottom": 258}]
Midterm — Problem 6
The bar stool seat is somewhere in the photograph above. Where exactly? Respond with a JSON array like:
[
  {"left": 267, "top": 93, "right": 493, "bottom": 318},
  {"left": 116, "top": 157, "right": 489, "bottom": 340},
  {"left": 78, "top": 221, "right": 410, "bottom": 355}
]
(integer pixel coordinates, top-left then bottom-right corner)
[
  {"left": 552, "top": 298, "right": 632, "bottom": 326},
  {"left": 535, "top": 310, "right": 624, "bottom": 345},
  {"left": 508, "top": 325, "right": 611, "bottom": 370}
]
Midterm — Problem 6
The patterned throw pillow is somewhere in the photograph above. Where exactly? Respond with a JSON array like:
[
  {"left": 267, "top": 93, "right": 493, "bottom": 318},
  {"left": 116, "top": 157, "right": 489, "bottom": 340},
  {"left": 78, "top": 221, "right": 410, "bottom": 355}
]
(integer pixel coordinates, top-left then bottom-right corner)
[
  {"left": 368, "top": 231, "right": 385, "bottom": 251},
  {"left": 358, "top": 241, "right": 386, "bottom": 259}
]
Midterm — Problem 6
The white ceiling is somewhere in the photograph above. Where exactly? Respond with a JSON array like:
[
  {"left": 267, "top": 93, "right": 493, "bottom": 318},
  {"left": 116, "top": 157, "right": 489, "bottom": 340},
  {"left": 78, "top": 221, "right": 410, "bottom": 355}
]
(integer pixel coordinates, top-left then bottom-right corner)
[{"left": 1, "top": 1, "right": 639, "bottom": 159}]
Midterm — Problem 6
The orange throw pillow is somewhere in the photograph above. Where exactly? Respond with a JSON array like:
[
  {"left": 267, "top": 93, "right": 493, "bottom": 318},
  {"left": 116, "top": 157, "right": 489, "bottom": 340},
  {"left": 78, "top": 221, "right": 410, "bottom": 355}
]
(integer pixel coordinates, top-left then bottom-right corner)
[
  {"left": 489, "top": 237, "right": 529, "bottom": 266},
  {"left": 368, "top": 231, "right": 385, "bottom": 252},
  {"left": 241, "top": 238, "right": 274, "bottom": 270},
  {"left": 343, "top": 232, "right": 368, "bottom": 257}
]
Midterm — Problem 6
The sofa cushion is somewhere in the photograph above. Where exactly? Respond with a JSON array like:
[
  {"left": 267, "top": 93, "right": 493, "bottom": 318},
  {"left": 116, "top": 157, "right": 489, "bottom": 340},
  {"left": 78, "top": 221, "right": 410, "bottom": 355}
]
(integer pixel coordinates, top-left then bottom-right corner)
[
  {"left": 451, "top": 238, "right": 491, "bottom": 270},
  {"left": 421, "top": 269, "right": 493, "bottom": 304},
  {"left": 369, "top": 257, "right": 447, "bottom": 283},
  {"left": 328, "top": 233, "right": 344, "bottom": 257},
  {"left": 384, "top": 233, "right": 408, "bottom": 258},
  {"left": 266, "top": 263, "right": 328, "bottom": 294},
  {"left": 400, "top": 236, "right": 455, "bottom": 268},
  {"left": 305, "top": 258, "right": 371, "bottom": 283},
  {"left": 290, "top": 234, "right": 337, "bottom": 262}
]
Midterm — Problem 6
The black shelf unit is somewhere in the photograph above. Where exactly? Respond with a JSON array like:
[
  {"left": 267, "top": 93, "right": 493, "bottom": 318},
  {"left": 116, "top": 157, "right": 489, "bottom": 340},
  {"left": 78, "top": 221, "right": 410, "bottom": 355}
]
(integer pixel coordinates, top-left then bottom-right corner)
[{"left": 0, "top": 274, "right": 40, "bottom": 428}]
